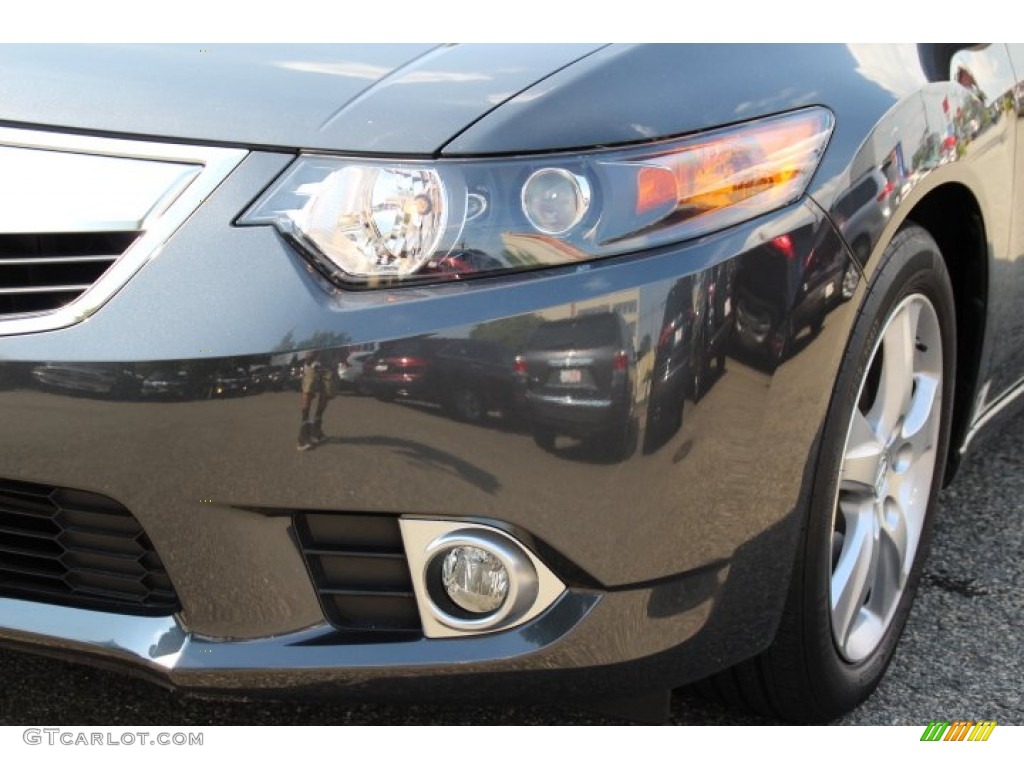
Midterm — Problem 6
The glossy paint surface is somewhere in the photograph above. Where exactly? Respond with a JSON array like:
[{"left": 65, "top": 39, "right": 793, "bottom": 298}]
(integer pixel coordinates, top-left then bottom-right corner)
[
  {"left": 0, "top": 158, "right": 859, "bottom": 642},
  {"left": 998, "top": 44, "right": 1024, "bottom": 400},
  {"left": 446, "top": 44, "right": 1024, "bottom": 427},
  {"left": 1, "top": 44, "right": 1022, "bottom": 696},
  {"left": 0, "top": 44, "right": 602, "bottom": 153},
  {"left": 813, "top": 45, "right": 1022, "bottom": 414}
]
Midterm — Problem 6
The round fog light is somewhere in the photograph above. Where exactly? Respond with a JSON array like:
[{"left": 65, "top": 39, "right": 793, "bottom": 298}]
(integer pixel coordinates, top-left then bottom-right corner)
[
  {"left": 441, "top": 545, "right": 509, "bottom": 614},
  {"left": 521, "top": 168, "right": 590, "bottom": 235}
]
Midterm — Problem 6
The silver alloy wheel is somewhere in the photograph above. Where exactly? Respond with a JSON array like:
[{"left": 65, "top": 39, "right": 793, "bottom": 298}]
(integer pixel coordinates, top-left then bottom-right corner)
[{"left": 830, "top": 293, "right": 943, "bottom": 662}]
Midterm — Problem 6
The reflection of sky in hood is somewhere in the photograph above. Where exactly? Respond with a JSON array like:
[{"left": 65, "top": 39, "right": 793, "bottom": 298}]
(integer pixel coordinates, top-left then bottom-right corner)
[
  {"left": 846, "top": 45, "right": 927, "bottom": 99},
  {"left": 848, "top": 44, "right": 1017, "bottom": 107},
  {"left": 277, "top": 60, "right": 492, "bottom": 84}
]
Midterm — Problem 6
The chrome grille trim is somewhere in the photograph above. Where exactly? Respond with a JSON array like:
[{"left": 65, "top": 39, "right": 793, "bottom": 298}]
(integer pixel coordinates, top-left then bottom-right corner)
[
  {"left": 0, "top": 255, "right": 119, "bottom": 266},
  {"left": 0, "top": 127, "right": 247, "bottom": 336},
  {"left": 0, "top": 284, "right": 94, "bottom": 295}
]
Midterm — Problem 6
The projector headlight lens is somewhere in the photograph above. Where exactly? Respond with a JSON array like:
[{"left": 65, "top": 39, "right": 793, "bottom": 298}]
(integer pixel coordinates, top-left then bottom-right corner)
[{"left": 521, "top": 168, "right": 591, "bottom": 235}]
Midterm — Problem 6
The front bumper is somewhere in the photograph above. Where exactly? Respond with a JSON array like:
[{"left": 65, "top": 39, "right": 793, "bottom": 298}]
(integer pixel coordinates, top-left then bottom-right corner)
[
  {"left": 0, "top": 507, "right": 796, "bottom": 700},
  {"left": 0, "top": 150, "right": 863, "bottom": 696}
]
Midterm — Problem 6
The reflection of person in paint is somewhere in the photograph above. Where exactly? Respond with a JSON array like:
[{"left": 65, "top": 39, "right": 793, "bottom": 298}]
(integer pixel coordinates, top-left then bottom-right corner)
[{"left": 297, "top": 351, "right": 335, "bottom": 451}]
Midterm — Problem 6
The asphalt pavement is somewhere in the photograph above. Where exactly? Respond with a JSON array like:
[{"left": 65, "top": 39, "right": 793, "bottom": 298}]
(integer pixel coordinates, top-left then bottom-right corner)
[{"left": 0, "top": 409, "right": 1021, "bottom": 726}]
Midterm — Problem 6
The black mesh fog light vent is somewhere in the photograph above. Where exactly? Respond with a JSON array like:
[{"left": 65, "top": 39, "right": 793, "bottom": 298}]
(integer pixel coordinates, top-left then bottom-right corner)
[
  {"left": 0, "top": 477, "right": 179, "bottom": 614},
  {"left": 294, "top": 512, "right": 421, "bottom": 636}
]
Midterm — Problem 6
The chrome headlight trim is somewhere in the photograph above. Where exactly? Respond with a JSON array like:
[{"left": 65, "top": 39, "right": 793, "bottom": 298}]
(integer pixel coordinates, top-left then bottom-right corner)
[{"left": 0, "top": 127, "right": 247, "bottom": 336}]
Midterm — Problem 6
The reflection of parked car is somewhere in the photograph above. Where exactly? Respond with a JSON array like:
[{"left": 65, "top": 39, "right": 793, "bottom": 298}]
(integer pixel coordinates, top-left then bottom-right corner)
[
  {"left": 31, "top": 363, "right": 138, "bottom": 397},
  {"left": 356, "top": 338, "right": 518, "bottom": 420},
  {"left": 285, "top": 360, "right": 304, "bottom": 391},
  {"left": 833, "top": 168, "right": 890, "bottom": 263},
  {"left": 5, "top": 44, "right": 1024, "bottom": 726},
  {"left": 692, "top": 263, "right": 735, "bottom": 398},
  {"left": 139, "top": 369, "right": 190, "bottom": 399},
  {"left": 733, "top": 233, "right": 807, "bottom": 367},
  {"left": 427, "top": 339, "right": 520, "bottom": 422},
  {"left": 338, "top": 350, "right": 375, "bottom": 392},
  {"left": 795, "top": 238, "right": 852, "bottom": 331},
  {"left": 645, "top": 266, "right": 734, "bottom": 453},
  {"left": 732, "top": 226, "right": 850, "bottom": 369},
  {"left": 208, "top": 368, "right": 250, "bottom": 398},
  {"left": 359, "top": 338, "right": 436, "bottom": 401},
  {"left": 264, "top": 366, "right": 287, "bottom": 391},
  {"left": 246, "top": 365, "right": 273, "bottom": 392},
  {"left": 645, "top": 278, "right": 699, "bottom": 453},
  {"left": 518, "top": 313, "right": 635, "bottom": 451}
]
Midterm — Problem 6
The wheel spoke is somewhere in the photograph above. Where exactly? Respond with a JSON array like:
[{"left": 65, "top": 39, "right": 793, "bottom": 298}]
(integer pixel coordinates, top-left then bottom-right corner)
[
  {"left": 902, "top": 373, "right": 940, "bottom": 462},
  {"left": 879, "top": 499, "right": 909, "bottom": 596},
  {"left": 890, "top": 464, "right": 926, "bottom": 556},
  {"left": 844, "top": 611, "right": 886, "bottom": 662},
  {"left": 841, "top": 410, "right": 884, "bottom": 493},
  {"left": 831, "top": 502, "right": 878, "bottom": 653},
  {"left": 870, "top": 304, "right": 917, "bottom": 441}
]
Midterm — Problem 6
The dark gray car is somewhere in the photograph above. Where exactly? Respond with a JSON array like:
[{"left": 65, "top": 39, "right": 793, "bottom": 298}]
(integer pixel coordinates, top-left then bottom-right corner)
[{"left": 1, "top": 44, "right": 1023, "bottom": 723}]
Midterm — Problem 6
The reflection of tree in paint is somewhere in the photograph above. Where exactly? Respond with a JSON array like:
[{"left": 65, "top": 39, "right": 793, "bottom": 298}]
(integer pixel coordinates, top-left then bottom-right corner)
[
  {"left": 272, "top": 329, "right": 351, "bottom": 353},
  {"left": 470, "top": 314, "right": 544, "bottom": 351}
]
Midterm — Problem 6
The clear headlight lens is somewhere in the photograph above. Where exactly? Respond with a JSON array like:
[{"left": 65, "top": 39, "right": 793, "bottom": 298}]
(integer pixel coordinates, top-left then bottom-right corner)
[
  {"left": 440, "top": 545, "right": 509, "bottom": 614},
  {"left": 240, "top": 107, "right": 833, "bottom": 286}
]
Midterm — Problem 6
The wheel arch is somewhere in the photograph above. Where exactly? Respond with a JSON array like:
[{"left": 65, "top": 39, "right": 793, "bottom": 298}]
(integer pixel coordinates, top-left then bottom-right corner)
[{"left": 886, "top": 183, "right": 989, "bottom": 484}]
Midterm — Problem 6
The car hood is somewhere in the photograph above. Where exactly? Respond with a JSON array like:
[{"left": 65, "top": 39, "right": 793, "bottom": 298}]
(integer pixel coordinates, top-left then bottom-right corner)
[{"left": 0, "top": 44, "right": 603, "bottom": 154}]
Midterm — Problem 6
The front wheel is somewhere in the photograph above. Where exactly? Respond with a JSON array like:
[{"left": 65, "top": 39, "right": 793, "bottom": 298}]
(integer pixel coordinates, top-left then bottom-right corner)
[{"left": 703, "top": 224, "right": 957, "bottom": 721}]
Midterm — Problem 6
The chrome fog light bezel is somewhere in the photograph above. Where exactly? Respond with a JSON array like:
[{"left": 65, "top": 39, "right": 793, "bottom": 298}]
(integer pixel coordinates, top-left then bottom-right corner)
[
  {"left": 399, "top": 519, "right": 567, "bottom": 638},
  {"left": 425, "top": 530, "right": 534, "bottom": 631}
]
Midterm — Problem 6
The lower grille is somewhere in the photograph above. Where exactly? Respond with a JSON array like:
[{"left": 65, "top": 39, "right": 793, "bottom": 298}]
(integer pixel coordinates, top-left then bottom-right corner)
[
  {"left": 0, "top": 231, "right": 138, "bottom": 316},
  {"left": 295, "top": 513, "right": 421, "bottom": 636},
  {"left": 0, "top": 478, "right": 179, "bottom": 615}
]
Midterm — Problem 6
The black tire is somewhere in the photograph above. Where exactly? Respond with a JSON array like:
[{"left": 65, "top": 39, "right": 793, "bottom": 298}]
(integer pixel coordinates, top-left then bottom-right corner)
[
  {"left": 692, "top": 361, "right": 704, "bottom": 402},
  {"left": 600, "top": 417, "right": 637, "bottom": 461},
  {"left": 449, "top": 387, "right": 485, "bottom": 423},
  {"left": 775, "top": 316, "right": 795, "bottom": 364},
  {"left": 702, "top": 225, "right": 956, "bottom": 722},
  {"left": 533, "top": 428, "right": 556, "bottom": 451}
]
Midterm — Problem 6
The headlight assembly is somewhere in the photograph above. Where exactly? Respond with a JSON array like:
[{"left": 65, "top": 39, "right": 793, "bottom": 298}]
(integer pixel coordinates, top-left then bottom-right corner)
[{"left": 239, "top": 107, "right": 833, "bottom": 287}]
